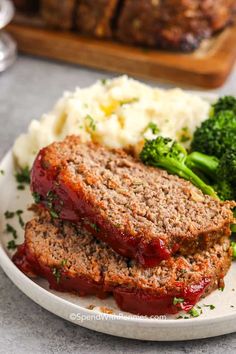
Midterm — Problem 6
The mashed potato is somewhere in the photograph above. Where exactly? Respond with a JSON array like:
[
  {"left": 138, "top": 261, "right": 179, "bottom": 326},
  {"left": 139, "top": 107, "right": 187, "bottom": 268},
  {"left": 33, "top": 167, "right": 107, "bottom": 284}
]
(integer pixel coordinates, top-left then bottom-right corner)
[{"left": 13, "top": 76, "right": 210, "bottom": 168}]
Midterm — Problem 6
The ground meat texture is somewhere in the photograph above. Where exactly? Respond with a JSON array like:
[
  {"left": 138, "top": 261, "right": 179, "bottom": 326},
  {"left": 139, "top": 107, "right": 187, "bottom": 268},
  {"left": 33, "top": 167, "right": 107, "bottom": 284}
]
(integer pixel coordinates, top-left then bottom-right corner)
[
  {"left": 13, "top": 212, "right": 232, "bottom": 316},
  {"left": 41, "top": 0, "right": 77, "bottom": 30},
  {"left": 30, "top": 136, "right": 235, "bottom": 268},
  {"left": 75, "top": 0, "right": 119, "bottom": 38},
  {"left": 116, "top": 0, "right": 236, "bottom": 52}
]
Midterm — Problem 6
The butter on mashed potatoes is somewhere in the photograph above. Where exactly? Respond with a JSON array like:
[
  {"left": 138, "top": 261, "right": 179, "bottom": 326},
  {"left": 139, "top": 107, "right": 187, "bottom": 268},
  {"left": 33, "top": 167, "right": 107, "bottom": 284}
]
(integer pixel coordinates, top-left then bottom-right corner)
[{"left": 13, "top": 76, "right": 210, "bottom": 168}]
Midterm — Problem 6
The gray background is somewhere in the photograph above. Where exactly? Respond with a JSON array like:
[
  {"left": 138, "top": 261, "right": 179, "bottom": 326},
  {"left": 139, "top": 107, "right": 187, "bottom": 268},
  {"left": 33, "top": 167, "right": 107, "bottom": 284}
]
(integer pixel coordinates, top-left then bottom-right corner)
[{"left": 0, "top": 55, "right": 236, "bottom": 354}]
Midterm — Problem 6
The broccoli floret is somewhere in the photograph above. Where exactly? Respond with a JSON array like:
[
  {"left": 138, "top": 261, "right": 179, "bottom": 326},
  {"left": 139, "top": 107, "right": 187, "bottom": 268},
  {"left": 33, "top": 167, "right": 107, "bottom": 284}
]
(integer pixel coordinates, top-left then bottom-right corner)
[
  {"left": 191, "top": 110, "right": 236, "bottom": 158},
  {"left": 140, "top": 137, "right": 218, "bottom": 198},
  {"left": 213, "top": 181, "right": 235, "bottom": 201},
  {"left": 218, "top": 148, "right": 236, "bottom": 189},
  {"left": 211, "top": 96, "right": 236, "bottom": 116},
  {"left": 186, "top": 149, "right": 236, "bottom": 201}
]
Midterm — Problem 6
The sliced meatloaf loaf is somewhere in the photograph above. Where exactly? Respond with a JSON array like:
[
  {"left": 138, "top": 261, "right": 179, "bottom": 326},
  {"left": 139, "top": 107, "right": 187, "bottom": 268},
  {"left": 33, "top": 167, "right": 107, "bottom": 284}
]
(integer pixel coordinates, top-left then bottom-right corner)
[
  {"left": 41, "top": 0, "right": 77, "bottom": 30},
  {"left": 116, "top": 0, "right": 236, "bottom": 51},
  {"left": 75, "top": 0, "right": 119, "bottom": 38},
  {"left": 13, "top": 211, "right": 232, "bottom": 316},
  {"left": 30, "top": 136, "right": 235, "bottom": 268}
]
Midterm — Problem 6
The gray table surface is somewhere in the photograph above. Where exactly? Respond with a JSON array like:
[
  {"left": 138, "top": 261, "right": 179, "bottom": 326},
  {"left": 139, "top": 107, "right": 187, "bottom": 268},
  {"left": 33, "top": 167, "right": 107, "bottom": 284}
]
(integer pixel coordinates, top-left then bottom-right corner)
[{"left": 1, "top": 55, "right": 236, "bottom": 354}]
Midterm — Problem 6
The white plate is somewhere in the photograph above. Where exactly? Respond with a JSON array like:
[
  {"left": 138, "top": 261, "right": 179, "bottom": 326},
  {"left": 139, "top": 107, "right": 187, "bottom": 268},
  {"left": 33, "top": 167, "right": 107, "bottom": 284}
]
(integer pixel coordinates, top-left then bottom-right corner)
[{"left": 1, "top": 150, "right": 236, "bottom": 341}]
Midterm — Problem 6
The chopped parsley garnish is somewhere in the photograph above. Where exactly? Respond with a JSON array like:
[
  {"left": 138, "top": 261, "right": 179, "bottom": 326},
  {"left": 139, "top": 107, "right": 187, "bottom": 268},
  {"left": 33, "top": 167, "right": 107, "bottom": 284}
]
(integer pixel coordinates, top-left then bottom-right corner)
[
  {"left": 144, "top": 122, "right": 160, "bottom": 135},
  {"left": 7, "top": 240, "right": 17, "bottom": 250},
  {"left": 0, "top": 170, "right": 4, "bottom": 175},
  {"left": 176, "top": 315, "right": 190, "bottom": 320},
  {"left": 204, "top": 304, "right": 215, "bottom": 310},
  {"left": 32, "top": 192, "right": 41, "bottom": 204},
  {"left": 231, "top": 241, "right": 236, "bottom": 258},
  {"left": 90, "top": 223, "right": 100, "bottom": 232},
  {"left": 101, "top": 79, "right": 107, "bottom": 85},
  {"left": 61, "top": 259, "right": 67, "bottom": 267},
  {"left": 85, "top": 115, "right": 96, "bottom": 131},
  {"left": 5, "top": 210, "right": 24, "bottom": 228},
  {"left": 219, "top": 287, "right": 225, "bottom": 291},
  {"left": 46, "top": 190, "right": 56, "bottom": 209},
  {"left": 173, "top": 297, "right": 184, "bottom": 305},
  {"left": 52, "top": 267, "right": 61, "bottom": 284},
  {"left": 182, "top": 127, "right": 188, "bottom": 132},
  {"left": 49, "top": 210, "right": 59, "bottom": 219},
  {"left": 180, "top": 269, "right": 187, "bottom": 274},
  {"left": 15, "top": 166, "right": 30, "bottom": 184},
  {"left": 16, "top": 210, "right": 24, "bottom": 228},
  {"left": 176, "top": 306, "right": 202, "bottom": 319},
  {"left": 188, "top": 307, "right": 200, "bottom": 317},
  {"left": 46, "top": 191, "right": 60, "bottom": 218},
  {"left": 6, "top": 224, "right": 18, "bottom": 239},
  {"left": 120, "top": 98, "right": 139, "bottom": 106},
  {"left": 4, "top": 211, "right": 15, "bottom": 219},
  {"left": 17, "top": 184, "right": 25, "bottom": 190}
]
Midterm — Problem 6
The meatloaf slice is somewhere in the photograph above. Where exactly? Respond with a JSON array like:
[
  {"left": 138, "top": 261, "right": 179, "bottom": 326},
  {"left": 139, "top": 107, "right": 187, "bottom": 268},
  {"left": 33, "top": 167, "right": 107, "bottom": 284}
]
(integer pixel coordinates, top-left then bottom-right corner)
[
  {"left": 75, "top": 0, "right": 119, "bottom": 38},
  {"left": 13, "top": 212, "right": 232, "bottom": 316},
  {"left": 41, "top": 0, "right": 77, "bottom": 30},
  {"left": 116, "top": 0, "right": 236, "bottom": 51},
  {"left": 30, "top": 136, "right": 235, "bottom": 267}
]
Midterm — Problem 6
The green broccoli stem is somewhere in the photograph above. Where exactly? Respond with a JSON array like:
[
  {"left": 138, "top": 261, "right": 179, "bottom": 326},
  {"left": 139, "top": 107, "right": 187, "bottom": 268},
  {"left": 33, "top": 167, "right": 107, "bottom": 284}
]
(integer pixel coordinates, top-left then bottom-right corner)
[
  {"left": 150, "top": 158, "right": 218, "bottom": 199},
  {"left": 186, "top": 152, "right": 219, "bottom": 180}
]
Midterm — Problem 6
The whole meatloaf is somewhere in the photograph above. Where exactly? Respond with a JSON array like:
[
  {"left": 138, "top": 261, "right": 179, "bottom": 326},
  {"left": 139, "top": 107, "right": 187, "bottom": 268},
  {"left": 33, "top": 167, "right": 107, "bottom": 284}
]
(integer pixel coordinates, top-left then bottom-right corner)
[
  {"left": 30, "top": 136, "right": 235, "bottom": 268},
  {"left": 116, "top": 0, "right": 236, "bottom": 51},
  {"left": 75, "top": 0, "right": 119, "bottom": 38},
  {"left": 13, "top": 211, "right": 232, "bottom": 316},
  {"left": 41, "top": 0, "right": 77, "bottom": 30}
]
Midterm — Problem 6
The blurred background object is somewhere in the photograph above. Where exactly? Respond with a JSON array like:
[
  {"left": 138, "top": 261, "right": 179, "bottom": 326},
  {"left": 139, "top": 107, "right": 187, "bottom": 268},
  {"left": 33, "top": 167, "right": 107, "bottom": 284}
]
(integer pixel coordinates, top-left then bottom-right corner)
[
  {"left": 13, "top": 0, "right": 40, "bottom": 13},
  {"left": 0, "top": 0, "right": 17, "bottom": 72},
  {"left": 41, "top": 0, "right": 75, "bottom": 30},
  {"left": 11, "top": 0, "right": 236, "bottom": 51},
  {"left": 116, "top": 0, "right": 236, "bottom": 51},
  {"left": 7, "top": 0, "right": 236, "bottom": 87}
]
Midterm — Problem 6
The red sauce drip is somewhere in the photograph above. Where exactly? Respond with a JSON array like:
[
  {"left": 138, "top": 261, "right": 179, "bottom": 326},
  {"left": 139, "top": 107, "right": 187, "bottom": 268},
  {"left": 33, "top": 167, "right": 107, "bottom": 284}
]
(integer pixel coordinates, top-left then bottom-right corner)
[
  {"left": 12, "top": 244, "right": 36, "bottom": 276},
  {"left": 30, "top": 150, "right": 175, "bottom": 267},
  {"left": 13, "top": 244, "right": 211, "bottom": 316},
  {"left": 113, "top": 282, "right": 208, "bottom": 316}
]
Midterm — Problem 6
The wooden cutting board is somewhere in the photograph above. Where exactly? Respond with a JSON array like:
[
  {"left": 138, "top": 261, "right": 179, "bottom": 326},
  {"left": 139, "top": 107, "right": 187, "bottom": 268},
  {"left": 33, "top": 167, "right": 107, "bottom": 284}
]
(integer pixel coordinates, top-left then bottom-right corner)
[{"left": 7, "top": 21, "right": 236, "bottom": 88}]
